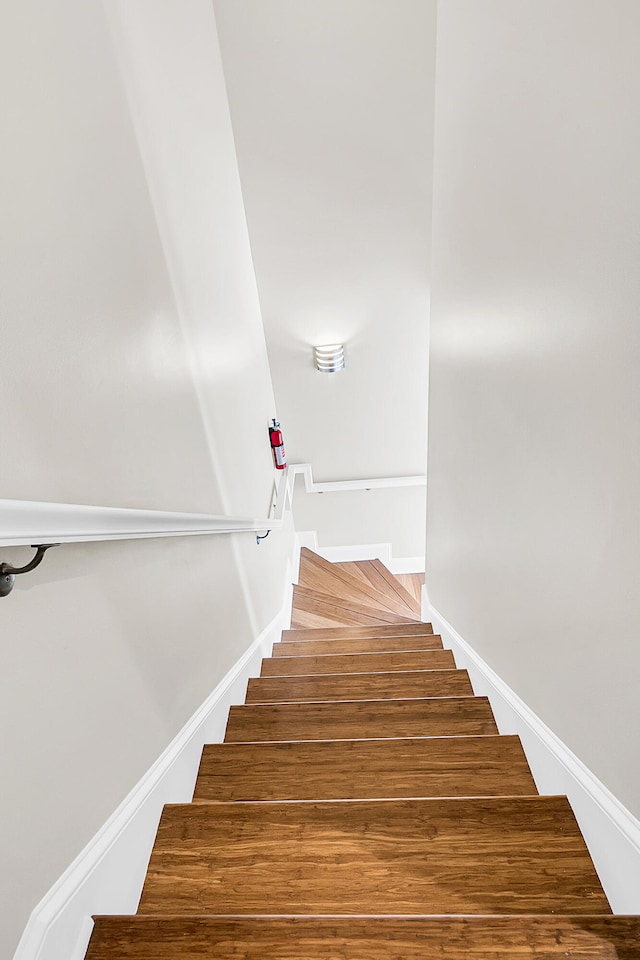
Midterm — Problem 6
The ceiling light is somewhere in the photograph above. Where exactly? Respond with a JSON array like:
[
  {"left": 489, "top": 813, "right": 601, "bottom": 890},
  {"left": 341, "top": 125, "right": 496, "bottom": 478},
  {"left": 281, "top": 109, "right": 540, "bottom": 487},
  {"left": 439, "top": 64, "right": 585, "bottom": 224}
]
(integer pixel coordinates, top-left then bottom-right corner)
[{"left": 314, "top": 343, "right": 345, "bottom": 373}]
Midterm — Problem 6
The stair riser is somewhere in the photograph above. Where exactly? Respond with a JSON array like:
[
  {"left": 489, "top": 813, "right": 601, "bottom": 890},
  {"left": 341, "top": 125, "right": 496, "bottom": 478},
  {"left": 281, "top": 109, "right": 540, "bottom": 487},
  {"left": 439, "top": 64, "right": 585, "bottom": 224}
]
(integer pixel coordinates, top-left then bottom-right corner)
[
  {"left": 87, "top": 916, "right": 640, "bottom": 960},
  {"left": 260, "top": 649, "right": 455, "bottom": 677},
  {"left": 194, "top": 735, "right": 537, "bottom": 801},
  {"left": 282, "top": 623, "right": 434, "bottom": 641}
]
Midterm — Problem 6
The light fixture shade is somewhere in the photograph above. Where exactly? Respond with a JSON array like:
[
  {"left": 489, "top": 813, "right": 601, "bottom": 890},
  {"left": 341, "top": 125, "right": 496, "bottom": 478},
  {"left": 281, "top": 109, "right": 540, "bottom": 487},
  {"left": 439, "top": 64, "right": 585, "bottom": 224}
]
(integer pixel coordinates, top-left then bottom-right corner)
[{"left": 314, "top": 343, "right": 345, "bottom": 373}]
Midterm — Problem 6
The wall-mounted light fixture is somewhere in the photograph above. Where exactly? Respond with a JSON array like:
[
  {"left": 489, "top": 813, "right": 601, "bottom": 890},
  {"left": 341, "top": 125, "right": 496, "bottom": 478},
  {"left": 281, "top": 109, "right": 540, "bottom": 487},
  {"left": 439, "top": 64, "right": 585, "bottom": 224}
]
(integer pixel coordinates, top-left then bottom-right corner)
[{"left": 314, "top": 343, "right": 345, "bottom": 373}]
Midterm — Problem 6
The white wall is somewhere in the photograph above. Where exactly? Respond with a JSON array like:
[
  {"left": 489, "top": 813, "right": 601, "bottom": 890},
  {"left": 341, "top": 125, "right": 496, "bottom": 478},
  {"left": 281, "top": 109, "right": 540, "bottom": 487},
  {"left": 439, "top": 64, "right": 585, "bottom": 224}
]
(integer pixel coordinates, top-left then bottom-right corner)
[
  {"left": 0, "top": 0, "right": 219, "bottom": 512},
  {"left": 293, "top": 482, "right": 426, "bottom": 560},
  {"left": 0, "top": 1, "right": 292, "bottom": 955},
  {"left": 3, "top": 536, "right": 257, "bottom": 957},
  {"left": 214, "top": 0, "right": 436, "bottom": 547},
  {"left": 427, "top": 0, "right": 640, "bottom": 819},
  {"left": 105, "top": 0, "right": 294, "bottom": 631}
]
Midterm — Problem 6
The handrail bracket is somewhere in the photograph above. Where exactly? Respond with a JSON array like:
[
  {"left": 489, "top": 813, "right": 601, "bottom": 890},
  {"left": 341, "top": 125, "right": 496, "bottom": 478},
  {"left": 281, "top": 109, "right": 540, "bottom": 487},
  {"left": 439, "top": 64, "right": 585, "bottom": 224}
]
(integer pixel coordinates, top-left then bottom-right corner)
[{"left": 0, "top": 543, "right": 60, "bottom": 597}]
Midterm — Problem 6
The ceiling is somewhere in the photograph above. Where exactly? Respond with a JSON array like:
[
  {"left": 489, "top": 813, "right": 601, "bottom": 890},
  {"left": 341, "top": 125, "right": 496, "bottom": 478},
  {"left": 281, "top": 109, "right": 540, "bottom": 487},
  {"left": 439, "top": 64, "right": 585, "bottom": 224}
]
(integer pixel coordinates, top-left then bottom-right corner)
[{"left": 214, "top": 0, "right": 437, "bottom": 481}]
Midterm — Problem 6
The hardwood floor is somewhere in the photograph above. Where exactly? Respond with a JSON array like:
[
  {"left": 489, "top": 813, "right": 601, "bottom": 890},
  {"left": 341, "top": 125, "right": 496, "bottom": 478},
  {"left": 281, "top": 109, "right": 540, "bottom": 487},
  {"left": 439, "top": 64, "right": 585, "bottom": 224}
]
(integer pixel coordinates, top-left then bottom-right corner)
[{"left": 85, "top": 549, "right": 637, "bottom": 959}]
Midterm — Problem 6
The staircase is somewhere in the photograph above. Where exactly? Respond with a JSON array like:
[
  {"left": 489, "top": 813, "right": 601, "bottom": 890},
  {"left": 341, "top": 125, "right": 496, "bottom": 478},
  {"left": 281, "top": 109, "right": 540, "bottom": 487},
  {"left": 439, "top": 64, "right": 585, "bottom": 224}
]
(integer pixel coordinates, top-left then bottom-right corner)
[{"left": 85, "top": 548, "right": 639, "bottom": 957}]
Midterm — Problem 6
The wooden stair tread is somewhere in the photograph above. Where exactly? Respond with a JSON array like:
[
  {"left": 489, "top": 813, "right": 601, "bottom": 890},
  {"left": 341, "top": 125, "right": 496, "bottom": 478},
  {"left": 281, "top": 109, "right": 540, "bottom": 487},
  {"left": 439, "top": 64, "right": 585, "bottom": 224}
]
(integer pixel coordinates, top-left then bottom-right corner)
[
  {"left": 138, "top": 796, "right": 610, "bottom": 915},
  {"left": 273, "top": 634, "right": 444, "bottom": 657},
  {"left": 353, "top": 559, "right": 423, "bottom": 618},
  {"left": 395, "top": 572, "right": 425, "bottom": 606},
  {"left": 290, "top": 594, "right": 402, "bottom": 629},
  {"left": 84, "top": 552, "right": 633, "bottom": 960},
  {"left": 335, "top": 560, "right": 422, "bottom": 619},
  {"left": 245, "top": 668, "right": 473, "bottom": 703},
  {"left": 224, "top": 696, "right": 499, "bottom": 742},
  {"left": 297, "top": 549, "right": 419, "bottom": 619},
  {"left": 282, "top": 623, "right": 433, "bottom": 642},
  {"left": 193, "top": 735, "right": 537, "bottom": 801},
  {"left": 298, "top": 548, "right": 374, "bottom": 600},
  {"left": 292, "top": 584, "right": 419, "bottom": 628},
  {"left": 260, "top": 649, "right": 455, "bottom": 677},
  {"left": 335, "top": 560, "right": 373, "bottom": 587},
  {"left": 86, "top": 915, "right": 640, "bottom": 960}
]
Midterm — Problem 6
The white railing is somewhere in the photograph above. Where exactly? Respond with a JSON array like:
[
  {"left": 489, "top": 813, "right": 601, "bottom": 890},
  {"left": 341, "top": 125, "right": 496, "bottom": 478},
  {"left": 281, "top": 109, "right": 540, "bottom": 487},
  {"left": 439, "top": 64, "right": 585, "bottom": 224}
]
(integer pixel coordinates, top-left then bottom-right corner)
[
  {"left": 0, "top": 500, "right": 280, "bottom": 548},
  {"left": 0, "top": 464, "right": 426, "bottom": 547}
]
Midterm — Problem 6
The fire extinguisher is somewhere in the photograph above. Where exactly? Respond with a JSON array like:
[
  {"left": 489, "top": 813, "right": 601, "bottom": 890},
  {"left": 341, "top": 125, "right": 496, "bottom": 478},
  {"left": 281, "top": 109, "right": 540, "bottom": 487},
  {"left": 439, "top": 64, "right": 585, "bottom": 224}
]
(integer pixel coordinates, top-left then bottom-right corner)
[{"left": 269, "top": 418, "right": 286, "bottom": 470}]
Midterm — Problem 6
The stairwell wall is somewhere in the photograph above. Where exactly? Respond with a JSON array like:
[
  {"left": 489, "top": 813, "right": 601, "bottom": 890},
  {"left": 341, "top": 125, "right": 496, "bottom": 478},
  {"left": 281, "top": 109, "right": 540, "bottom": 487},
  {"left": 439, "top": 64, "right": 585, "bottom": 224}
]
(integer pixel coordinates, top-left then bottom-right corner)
[
  {"left": 427, "top": 0, "right": 640, "bottom": 820},
  {"left": 0, "top": 1, "right": 293, "bottom": 956},
  {"left": 292, "top": 482, "right": 427, "bottom": 561},
  {"left": 214, "top": 0, "right": 436, "bottom": 556}
]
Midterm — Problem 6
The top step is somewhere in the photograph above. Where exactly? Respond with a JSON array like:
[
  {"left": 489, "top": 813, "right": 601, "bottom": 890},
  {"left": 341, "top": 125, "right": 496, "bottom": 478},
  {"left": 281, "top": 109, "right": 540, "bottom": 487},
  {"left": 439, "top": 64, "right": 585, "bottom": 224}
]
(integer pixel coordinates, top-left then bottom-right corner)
[
  {"left": 291, "top": 584, "right": 419, "bottom": 628},
  {"left": 335, "top": 559, "right": 422, "bottom": 619},
  {"left": 297, "top": 549, "right": 419, "bottom": 620}
]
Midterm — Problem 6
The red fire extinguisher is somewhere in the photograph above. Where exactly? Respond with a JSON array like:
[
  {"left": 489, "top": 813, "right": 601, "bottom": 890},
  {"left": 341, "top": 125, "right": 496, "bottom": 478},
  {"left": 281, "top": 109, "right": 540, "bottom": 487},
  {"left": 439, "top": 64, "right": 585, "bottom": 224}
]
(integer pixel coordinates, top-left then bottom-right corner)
[{"left": 269, "top": 418, "right": 286, "bottom": 470}]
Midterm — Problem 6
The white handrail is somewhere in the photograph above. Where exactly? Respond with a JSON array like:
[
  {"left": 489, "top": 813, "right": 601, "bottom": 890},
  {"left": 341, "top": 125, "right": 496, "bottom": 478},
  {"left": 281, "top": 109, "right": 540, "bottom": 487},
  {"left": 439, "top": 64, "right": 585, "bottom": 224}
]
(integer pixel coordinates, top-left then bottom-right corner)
[
  {"left": 0, "top": 500, "right": 282, "bottom": 548},
  {"left": 273, "top": 463, "right": 426, "bottom": 521},
  {"left": 0, "top": 465, "right": 426, "bottom": 547},
  {"left": 284, "top": 462, "right": 426, "bottom": 494}
]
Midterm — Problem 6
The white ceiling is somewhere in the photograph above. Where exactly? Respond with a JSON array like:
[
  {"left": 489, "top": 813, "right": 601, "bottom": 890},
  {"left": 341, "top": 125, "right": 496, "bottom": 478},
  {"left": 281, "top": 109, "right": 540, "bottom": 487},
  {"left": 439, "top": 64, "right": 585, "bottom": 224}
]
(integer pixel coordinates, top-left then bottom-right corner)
[{"left": 214, "top": 0, "right": 437, "bottom": 480}]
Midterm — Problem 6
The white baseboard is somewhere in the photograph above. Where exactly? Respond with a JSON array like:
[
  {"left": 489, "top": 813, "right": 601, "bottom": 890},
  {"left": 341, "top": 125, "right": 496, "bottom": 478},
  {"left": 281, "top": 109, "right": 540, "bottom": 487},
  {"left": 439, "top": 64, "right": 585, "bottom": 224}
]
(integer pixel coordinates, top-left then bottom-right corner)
[
  {"left": 13, "top": 571, "right": 295, "bottom": 960},
  {"left": 293, "top": 531, "right": 318, "bottom": 579},
  {"left": 385, "top": 556, "right": 425, "bottom": 575},
  {"left": 423, "top": 588, "right": 640, "bottom": 914},
  {"left": 315, "top": 541, "right": 392, "bottom": 564}
]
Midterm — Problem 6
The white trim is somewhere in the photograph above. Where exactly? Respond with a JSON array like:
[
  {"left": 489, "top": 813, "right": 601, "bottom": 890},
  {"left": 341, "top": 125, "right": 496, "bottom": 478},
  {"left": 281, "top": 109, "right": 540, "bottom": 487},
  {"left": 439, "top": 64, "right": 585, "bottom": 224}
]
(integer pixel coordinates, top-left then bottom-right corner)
[
  {"left": 423, "top": 591, "right": 640, "bottom": 914},
  {"left": 13, "top": 570, "right": 295, "bottom": 960},
  {"left": 314, "top": 542, "right": 393, "bottom": 564},
  {"left": 283, "top": 462, "right": 426, "bottom": 497},
  {"left": 0, "top": 465, "right": 425, "bottom": 548},
  {"left": 290, "top": 531, "right": 316, "bottom": 586},
  {"left": 0, "top": 499, "right": 281, "bottom": 548},
  {"left": 273, "top": 464, "right": 426, "bottom": 523},
  {"left": 386, "top": 556, "right": 425, "bottom": 575},
  {"left": 312, "top": 540, "right": 425, "bottom": 575}
]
